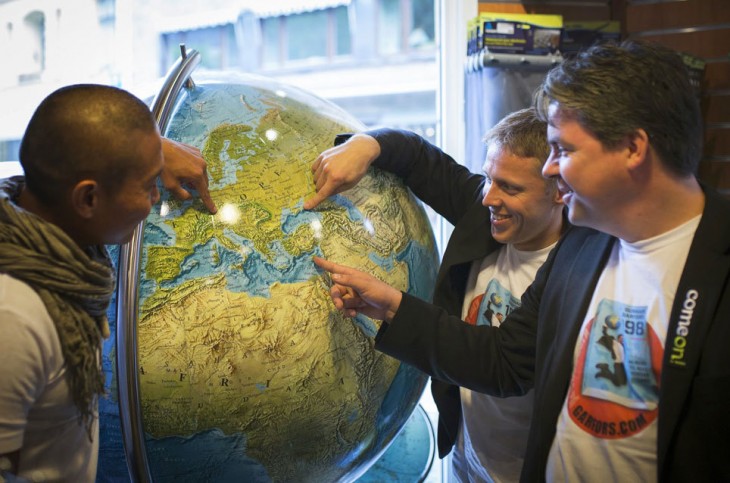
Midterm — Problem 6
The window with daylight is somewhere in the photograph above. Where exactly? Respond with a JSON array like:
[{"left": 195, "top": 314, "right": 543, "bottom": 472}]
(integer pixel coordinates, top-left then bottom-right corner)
[
  {"left": 18, "top": 11, "right": 45, "bottom": 83},
  {"left": 96, "top": 0, "right": 116, "bottom": 25},
  {"left": 260, "top": 6, "right": 351, "bottom": 68},
  {"left": 377, "top": 0, "right": 435, "bottom": 56},
  {"left": 161, "top": 25, "right": 239, "bottom": 73}
]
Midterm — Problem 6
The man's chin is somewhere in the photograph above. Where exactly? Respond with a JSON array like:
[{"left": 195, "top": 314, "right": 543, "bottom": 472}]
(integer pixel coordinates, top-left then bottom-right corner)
[
  {"left": 566, "top": 208, "right": 591, "bottom": 228},
  {"left": 114, "top": 231, "right": 138, "bottom": 246},
  {"left": 490, "top": 229, "right": 512, "bottom": 245}
]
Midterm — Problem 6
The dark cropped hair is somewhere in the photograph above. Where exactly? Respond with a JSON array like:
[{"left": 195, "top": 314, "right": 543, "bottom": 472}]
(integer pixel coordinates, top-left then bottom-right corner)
[
  {"left": 534, "top": 40, "right": 702, "bottom": 177},
  {"left": 19, "top": 84, "right": 157, "bottom": 205}
]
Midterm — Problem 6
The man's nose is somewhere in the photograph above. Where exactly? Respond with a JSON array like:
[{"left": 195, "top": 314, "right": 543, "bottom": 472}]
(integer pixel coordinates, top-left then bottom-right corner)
[
  {"left": 542, "top": 154, "right": 559, "bottom": 178},
  {"left": 482, "top": 184, "right": 501, "bottom": 207}
]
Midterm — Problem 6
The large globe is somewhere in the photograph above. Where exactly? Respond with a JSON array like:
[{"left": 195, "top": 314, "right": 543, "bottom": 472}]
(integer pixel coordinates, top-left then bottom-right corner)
[{"left": 97, "top": 72, "right": 439, "bottom": 482}]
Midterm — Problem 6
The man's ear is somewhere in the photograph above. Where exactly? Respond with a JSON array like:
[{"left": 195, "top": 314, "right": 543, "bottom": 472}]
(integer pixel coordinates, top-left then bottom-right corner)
[
  {"left": 70, "top": 179, "right": 100, "bottom": 219},
  {"left": 547, "top": 179, "right": 564, "bottom": 205},
  {"left": 552, "top": 185, "right": 564, "bottom": 205},
  {"left": 625, "top": 128, "right": 650, "bottom": 171}
]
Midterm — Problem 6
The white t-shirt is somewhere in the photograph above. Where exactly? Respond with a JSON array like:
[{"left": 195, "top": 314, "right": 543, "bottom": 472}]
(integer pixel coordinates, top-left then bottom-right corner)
[
  {"left": 546, "top": 216, "right": 701, "bottom": 482},
  {"left": 451, "top": 242, "right": 556, "bottom": 483},
  {"left": 0, "top": 274, "right": 97, "bottom": 482}
]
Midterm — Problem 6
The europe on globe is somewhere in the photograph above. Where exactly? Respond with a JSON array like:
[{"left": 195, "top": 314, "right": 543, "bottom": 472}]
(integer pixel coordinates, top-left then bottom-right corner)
[{"left": 97, "top": 71, "right": 439, "bottom": 482}]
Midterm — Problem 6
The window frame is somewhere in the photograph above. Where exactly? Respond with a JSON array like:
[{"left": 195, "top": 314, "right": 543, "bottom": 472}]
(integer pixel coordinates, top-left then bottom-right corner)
[{"left": 258, "top": 6, "right": 353, "bottom": 71}]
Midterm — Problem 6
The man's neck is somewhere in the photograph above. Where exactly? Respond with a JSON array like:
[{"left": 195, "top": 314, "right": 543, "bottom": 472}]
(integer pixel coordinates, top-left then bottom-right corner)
[
  {"left": 615, "top": 175, "right": 705, "bottom": 243},
  {"left": 16, "top": 187, "right": 55, "bottom": 222},
  {"left": 16, "top": 188, "right": 88, "bottom": 248}
]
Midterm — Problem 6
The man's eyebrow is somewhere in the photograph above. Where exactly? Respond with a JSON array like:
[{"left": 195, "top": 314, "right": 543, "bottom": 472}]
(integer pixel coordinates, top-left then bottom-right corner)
[{"left": 547, "top": 134, "right": 564, "bottom": 145}]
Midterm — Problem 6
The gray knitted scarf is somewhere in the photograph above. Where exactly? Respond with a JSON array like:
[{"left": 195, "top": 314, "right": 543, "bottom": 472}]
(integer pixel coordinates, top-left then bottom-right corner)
[{"left": 0, "top": 176, "right": 114, "bottom": 438}]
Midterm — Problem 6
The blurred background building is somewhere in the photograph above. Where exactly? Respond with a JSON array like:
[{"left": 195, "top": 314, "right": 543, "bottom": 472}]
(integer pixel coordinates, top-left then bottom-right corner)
[{"left": 0, "top": 0, "right": 440, "bottom": 163}]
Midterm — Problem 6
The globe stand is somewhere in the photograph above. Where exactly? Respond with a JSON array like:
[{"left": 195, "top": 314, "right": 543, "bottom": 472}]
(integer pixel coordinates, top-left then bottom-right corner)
[
  {"left": 116, "top": 44, "right": 200, "bottom": 483},
  {"left": 357, "top": 404, "right": 436, "bottom": 483},
  {"left": 105, "top": 44, "right": 439, "bottom": 483}
]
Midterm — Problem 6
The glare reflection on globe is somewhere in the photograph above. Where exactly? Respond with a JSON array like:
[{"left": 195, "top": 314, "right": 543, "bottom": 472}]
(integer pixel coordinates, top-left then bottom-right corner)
[{"left": 97, "top": 73, "right": 439, "bottom": 482}]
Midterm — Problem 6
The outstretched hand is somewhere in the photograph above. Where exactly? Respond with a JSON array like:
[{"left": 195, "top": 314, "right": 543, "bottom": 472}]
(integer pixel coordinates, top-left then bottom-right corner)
[
  {"left": 313, "top": 256, "right": 402, "bottom": 321},
  {"left": 303, "top": 134, "right": 381, "bottom": 210},
  {"left": 160, "top": 138, "right": 217, "bottom": 214}
]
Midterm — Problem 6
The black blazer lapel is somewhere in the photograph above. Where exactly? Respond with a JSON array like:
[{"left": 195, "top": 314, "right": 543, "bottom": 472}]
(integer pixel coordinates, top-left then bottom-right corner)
[
  {"left": 528, "top": 228, "right": 614, "bottom": 481},
  {"left": 435, "top": 202, "right": 496, "bottom": 314},
  {"left": 541, "top": 229, "right": 614, "bottom": 379},
  {"left": 441, "top": 202, "right": 494, "bottom": 269},
  {"left": 658, "top": 191, "right": 730, "bottom": 474}
]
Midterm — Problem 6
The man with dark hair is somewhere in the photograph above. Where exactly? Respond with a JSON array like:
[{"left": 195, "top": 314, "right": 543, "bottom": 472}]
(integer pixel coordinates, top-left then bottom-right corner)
[
  {"left": 306, "top": 107, "right": 566, "bottom": 481},
  {"left": 314, "top": 40, "right": 730, "bottom": 481},
  {"left": 0, "top": 84, "right": 215, "bottom": 481}
]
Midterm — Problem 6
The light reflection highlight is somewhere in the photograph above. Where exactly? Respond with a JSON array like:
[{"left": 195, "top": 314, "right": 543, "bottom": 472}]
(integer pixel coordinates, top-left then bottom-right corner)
[
  {"left": 265, "top": 129, "right": 279, "bottom": 141},
  {"left": 311, "top": 219, "right": 323, "bottom": 240},
  {"left": 218, "top": 203, "right": 241, "bottom": 225},
  {"left": 362, "top": 218, "right": 375, "bottom": 236}
]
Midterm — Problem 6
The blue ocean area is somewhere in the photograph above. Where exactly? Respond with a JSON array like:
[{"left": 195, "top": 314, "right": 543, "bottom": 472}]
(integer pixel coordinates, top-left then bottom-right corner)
[
  {"left": 146, "top": 429, "right": 270, "bottom": 483},
  {"left": 358, "top": 406, "right": 434, "bottom": 483},
  {"left": 368, "top": 252, "right": 396, "bottom": 271},
  {"left": 372, "top": 363, "right": 427, "bottom": 451},
  {"left": 280, "top": 204, "right": 320, "bottom": 235},
  {"left": 331, "top": 194, "right": 365, "bottom": 222},
  {"left": 369, "top": 240, "right": 438, "bottom": 302},
  {"left": 144, "top": 222, "right": 175, "bottom": 246},
  {"left": 326, "top": 363, "right": 428, "bottom": 482},
  {"left": 137, "top": 277, "right": 158, "bottom": 307},
  {"left": 97, "top": 245, "right": 128, "bottom": 482},
  {"left": 140, "top": 232, "right": 321, "bottom": 300},
  {"left": 145, "top": 218, "right": 436, "bottom": 323},
  {"left": 165, "top": 87, "right": 267, "bottom": 191},
  {"left": 352, "top": 314, "right": 379, "bottom": 338},
  {"left": 213, "top": 138, "right": 250, "bottom": 188},
  {"left": 234, "top": 243, "right": 319, "bottom": 297},
  {"left": 398, "top": 241, "right": 439, "bottom": 301},
  {"left": 97, "top": 404, "right": 128, "bottom": 482}
]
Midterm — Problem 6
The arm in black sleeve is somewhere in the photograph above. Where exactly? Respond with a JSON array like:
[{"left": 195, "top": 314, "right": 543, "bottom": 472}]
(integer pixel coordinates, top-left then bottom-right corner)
[
  {"left": 372, "top": 225, "right": 570, "bottom": 397},
  {"left": 363, "top": 128, "right": 486, "bottom": 227}
]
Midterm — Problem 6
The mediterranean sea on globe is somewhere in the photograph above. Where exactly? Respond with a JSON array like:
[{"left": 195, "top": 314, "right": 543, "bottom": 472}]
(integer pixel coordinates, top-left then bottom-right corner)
[{"left": 96, "top": 72, "right": 440, "bottom": 482}]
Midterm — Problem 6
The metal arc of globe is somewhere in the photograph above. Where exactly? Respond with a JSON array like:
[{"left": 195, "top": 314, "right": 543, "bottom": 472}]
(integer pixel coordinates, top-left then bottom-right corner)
[{"left": 98, "top": 66, "right": 440, "bottom": 481}]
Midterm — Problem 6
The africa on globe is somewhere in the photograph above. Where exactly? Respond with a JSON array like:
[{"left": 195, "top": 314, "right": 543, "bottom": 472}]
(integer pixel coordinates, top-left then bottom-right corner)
[{"left": 97, "top": 71, "right": 439, "bottom": 482}]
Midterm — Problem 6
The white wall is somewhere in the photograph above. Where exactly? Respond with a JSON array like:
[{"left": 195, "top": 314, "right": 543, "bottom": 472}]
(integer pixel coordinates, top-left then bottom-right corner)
[{"left": 0, "top": 0, "right": 114, "bottom": 141}]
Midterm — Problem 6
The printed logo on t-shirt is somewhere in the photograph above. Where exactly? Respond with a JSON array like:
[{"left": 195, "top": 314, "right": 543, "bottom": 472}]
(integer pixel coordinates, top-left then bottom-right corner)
[
  {"left": 465, "top": 279, "right": 520, "bottom": 327},
  {"left": 567, "top": 298, "right": 663, "bottom": 439}
]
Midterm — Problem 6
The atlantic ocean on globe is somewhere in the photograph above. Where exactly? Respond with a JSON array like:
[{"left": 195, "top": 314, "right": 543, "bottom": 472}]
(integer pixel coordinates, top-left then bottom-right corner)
[{"left": 96, "top": 72, "right": 439, "bottom": 482}]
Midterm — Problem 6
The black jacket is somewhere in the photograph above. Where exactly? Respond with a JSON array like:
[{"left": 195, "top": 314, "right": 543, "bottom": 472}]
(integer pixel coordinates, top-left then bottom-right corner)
[
  {"left": 372, "top": 132, "right": 730, "bottom": 482},
  {"left": 363, "top": 127, "right": 512, "bottom": 458}
]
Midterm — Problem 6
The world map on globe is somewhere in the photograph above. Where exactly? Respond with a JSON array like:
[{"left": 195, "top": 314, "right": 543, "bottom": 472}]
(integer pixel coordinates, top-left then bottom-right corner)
[{"left": 97, "top": 73, "right": 439, "bottom": 482}]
